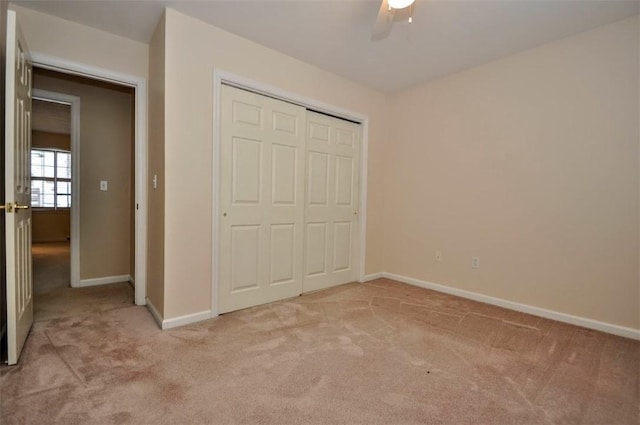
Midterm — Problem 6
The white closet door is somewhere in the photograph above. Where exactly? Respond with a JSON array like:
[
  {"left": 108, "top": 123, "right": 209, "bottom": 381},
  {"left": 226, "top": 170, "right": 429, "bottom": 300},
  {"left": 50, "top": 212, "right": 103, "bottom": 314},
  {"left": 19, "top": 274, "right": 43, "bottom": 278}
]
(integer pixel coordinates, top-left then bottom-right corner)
[
  {"left": 303, "top": 111, "right": 360, "bottom": 292},
  {"left": 219, "top": 85, "right": 306, "bottom": 314}
]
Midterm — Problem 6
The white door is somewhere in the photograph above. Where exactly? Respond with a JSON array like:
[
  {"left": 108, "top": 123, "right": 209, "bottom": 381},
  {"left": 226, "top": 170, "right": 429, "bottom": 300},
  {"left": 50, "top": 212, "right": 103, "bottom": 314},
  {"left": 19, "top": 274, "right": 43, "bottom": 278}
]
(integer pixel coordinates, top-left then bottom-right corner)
[
  {"left": 303, "top": 111, "right": 360, "bottom": 292},
  {"left": 219, "top": 85, "right": 306, "bottom": 314},
  {"left": 4, "top": 9, "right": 33, "bottom": 365}
]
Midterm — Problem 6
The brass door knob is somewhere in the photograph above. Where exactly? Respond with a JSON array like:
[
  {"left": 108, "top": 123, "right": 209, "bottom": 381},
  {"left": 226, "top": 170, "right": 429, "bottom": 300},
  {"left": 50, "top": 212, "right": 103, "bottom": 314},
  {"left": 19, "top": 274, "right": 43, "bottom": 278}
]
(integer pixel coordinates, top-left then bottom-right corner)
[
  {"left": 13, "top": 203, "right": 29, "bottom": 211},
  {"left": 0, "top": 203, "right": 29, "bottom": 213}
]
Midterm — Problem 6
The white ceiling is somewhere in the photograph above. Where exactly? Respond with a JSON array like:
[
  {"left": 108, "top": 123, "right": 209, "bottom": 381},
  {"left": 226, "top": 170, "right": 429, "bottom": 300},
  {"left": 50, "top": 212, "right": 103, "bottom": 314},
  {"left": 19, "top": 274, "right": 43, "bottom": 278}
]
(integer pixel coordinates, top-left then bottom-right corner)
[{"left": 12, "top": 0, "right": 640, "bottom": 93}]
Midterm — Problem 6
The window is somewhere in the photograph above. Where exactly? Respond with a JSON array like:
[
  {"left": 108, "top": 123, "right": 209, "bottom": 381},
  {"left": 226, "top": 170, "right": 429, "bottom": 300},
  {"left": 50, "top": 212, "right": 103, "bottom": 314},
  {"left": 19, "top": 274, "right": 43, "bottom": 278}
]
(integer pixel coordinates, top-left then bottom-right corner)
[{"left": 31, "top": 149, "right": 71, "bottom": 209}]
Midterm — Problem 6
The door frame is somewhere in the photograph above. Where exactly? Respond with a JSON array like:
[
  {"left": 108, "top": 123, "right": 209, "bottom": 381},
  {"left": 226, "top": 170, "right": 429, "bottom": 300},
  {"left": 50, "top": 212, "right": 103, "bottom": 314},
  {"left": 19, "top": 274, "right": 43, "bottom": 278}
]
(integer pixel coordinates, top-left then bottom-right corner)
[
  {"left": 29, "top": 53, "right": 148, "bottom": 306},
  {"left": 211, "top": 69, "right": 369, "bottom": 316},
  {"left": 31, "top": 89, "right": 81, "bottom": 287}
]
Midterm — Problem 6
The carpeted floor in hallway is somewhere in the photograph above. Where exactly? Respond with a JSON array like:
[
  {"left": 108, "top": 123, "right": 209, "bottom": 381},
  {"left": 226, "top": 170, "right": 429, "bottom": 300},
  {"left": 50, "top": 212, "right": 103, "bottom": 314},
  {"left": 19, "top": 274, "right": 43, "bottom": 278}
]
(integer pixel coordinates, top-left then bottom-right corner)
[
  {"left": 1, "top": 279, "right": 638, "bottom": 424},
  {"left": 32, "top": 242, "right": 134, "bottom": 322},
  {"left": 33, "top": 242, "right": 71, "bottom": 295}
]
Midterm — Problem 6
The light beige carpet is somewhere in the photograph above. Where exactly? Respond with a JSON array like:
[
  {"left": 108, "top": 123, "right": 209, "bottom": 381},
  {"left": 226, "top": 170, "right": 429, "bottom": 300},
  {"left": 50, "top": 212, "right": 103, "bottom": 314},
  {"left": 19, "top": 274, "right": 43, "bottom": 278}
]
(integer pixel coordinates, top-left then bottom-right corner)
[
  {"left": 34, "top": 281, "right": 134, "bottom": 323},
  {"left": 32, "top": 242, "right": 71, "bottom": 295},
  {"left": 1, "top": 279, "right": 638, "bottom": 424},
  {"left": 32, "top": 241, "right": 134, "bottom": 322}
]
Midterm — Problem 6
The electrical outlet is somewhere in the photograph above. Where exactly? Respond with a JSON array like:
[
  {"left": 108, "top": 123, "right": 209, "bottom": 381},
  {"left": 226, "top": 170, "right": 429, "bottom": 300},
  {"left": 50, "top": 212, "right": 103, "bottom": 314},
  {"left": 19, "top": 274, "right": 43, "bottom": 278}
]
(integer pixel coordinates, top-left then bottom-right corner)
[
  {"left": 435, "top": 250, "right": 442, "bottom": 262},
  {"left": 471, "top": 256, "right": 480, "bottom": 269},
  {"left": 100, "top": 180, "right": 108, "bottom": 191}
]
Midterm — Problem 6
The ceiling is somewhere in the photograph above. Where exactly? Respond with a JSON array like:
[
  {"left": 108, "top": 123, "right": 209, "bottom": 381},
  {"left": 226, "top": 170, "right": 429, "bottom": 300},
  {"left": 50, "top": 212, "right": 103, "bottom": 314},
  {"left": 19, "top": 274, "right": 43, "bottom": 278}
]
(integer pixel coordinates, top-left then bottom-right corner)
[{"left": 12, "top": 0, "right": 639, "bottom": 93}]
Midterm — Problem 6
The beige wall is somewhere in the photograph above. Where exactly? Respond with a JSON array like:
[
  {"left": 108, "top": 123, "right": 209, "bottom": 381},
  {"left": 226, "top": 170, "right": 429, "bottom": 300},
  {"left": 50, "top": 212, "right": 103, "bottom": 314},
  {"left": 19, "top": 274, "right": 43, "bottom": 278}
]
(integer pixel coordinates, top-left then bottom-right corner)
[
  {"left": 32, "top": 211, "right": 70, "bottom": 242},
  {"left": 9, "top": 5, "right": 148, "bottom": 80},
  {"left": 33, "top": 71, "right": 135, "bottom": 281},
  {"left": 160, "top": 9, "right": 388, "bottom": 319},
  {"left": 147, "top": 13, "right": 166, "bottom": 316},
  {"left": 32, "top": 131, "right": 71, "bottom": 242},
  {"left": 386, "top": 16, "right": 639, "bottom": 330}
]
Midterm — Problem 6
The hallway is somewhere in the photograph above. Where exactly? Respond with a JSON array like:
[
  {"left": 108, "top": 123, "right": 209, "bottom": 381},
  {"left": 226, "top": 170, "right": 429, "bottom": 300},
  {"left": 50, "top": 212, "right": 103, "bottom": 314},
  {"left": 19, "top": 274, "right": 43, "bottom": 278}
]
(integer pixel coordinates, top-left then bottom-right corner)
[{"left": 32, "top": 242, "right": 133, "bottom": 322}]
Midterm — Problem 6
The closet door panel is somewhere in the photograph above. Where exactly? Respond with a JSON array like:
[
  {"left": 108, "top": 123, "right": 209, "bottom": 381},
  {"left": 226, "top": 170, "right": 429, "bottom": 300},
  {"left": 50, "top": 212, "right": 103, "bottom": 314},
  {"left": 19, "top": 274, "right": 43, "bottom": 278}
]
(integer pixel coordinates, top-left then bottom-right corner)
[
  {"left": 303, "top": 111, "right": 360, "bottom": 292},
  {"left": 219, "top": 85, "right": 305, "bottom": 314}
]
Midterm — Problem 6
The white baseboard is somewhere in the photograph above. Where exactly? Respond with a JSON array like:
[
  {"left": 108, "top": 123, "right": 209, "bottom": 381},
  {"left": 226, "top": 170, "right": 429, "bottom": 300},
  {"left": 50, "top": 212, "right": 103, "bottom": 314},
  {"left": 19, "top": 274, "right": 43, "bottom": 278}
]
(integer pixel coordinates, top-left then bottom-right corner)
[
  {"left": 362, "top": 272, "right": 384, "bottom": 282},
  {"left": 144, "top": 270, "right": 638, "bottom": 339},
  {"left": 128, "top": 275, "right": 135, "bottom": 285},
  {"left": 382, "top": 272, "right": 640, "bottom": 340},
  {"left": 146, "top": 298, "right": 163, "bottom": 329},
  {"left": 78, "top": 274, "right": 131, "bottom": 288},
  {"left": 147, "top": 298, "right": 213, "bottom": 330},
  {"left": 162, "top": 310, "right": 213, "bottom": 330},
  {"left": 146, "top": 299, "right": 213, "bottom": 330}
]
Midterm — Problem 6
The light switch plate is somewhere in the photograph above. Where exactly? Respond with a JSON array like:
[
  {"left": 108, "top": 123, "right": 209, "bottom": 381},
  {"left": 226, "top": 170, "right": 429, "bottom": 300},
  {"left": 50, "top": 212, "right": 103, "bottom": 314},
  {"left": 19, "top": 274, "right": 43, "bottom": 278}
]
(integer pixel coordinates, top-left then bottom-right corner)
[{"left": 100, "top": 180, "right": 108, "bottom": 191}]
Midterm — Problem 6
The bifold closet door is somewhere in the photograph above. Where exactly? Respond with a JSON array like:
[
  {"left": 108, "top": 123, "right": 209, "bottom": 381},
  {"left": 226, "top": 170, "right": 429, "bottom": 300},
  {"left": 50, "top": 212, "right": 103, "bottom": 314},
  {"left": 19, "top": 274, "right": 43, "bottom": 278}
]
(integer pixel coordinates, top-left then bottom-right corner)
[
  {"left": 219, "top": 85, "right": 306, "bottom": 314},
  {"left": 303, "top": 111, "right": 360, "bottom": 292}
]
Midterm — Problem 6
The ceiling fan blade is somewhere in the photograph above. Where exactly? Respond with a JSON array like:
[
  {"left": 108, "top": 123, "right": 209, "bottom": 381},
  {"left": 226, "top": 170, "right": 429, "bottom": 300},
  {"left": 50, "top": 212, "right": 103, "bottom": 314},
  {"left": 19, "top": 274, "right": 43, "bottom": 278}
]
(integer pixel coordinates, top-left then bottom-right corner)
[{"left": 372, "top": 0, "right": 395, "bottom": 40}]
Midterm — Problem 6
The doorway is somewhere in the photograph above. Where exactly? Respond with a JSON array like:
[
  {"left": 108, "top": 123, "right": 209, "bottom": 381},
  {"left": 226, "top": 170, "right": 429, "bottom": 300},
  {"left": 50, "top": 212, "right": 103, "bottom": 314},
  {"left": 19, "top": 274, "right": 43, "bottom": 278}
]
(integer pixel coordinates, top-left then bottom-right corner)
[
  {"left": 30, "top": 53, "right": 148, "bottom": 307},
  {"left": 31, "top": 68, "right": 136, "bottom": 321},
  {"left": 4, "top": 12, "right": 146, "bottom": 364}
]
